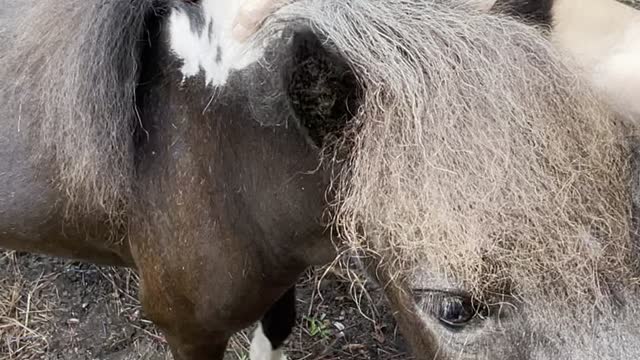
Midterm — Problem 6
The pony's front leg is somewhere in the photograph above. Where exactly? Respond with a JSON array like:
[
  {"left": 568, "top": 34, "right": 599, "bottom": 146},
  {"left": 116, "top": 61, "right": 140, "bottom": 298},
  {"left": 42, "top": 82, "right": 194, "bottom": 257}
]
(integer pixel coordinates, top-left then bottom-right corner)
[
  {"left": 134, "top": 272, "right": 233, "bottom": 360},
  {"left": 128, "top": 226, "right": 300, "bottom": 360},
  {"left": 250, "top": 287, "right": 296, "bottom": 360},
  {"left": 164, "top": 333, "right": 229, "bottom": 360}
]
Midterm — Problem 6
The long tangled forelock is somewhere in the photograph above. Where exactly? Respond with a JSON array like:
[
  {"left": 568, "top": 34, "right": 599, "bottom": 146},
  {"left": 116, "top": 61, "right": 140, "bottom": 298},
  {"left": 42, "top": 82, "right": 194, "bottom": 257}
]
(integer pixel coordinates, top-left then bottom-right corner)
[{"left": 264, "top": 0, "right": 638, "bottom": 315}]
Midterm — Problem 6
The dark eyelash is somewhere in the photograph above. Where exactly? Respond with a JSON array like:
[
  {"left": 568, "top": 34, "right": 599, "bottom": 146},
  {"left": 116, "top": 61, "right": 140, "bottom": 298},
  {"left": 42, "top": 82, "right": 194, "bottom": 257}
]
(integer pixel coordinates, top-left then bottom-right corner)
[
  {"left": 413, "top": 288, "right": 468, "bottom": 296},
  {"left": 414, "top": 289, "right": 460, "bottom": 312},
  {"left": 413, "top": 288, "right": 489, "bottom": 319}
]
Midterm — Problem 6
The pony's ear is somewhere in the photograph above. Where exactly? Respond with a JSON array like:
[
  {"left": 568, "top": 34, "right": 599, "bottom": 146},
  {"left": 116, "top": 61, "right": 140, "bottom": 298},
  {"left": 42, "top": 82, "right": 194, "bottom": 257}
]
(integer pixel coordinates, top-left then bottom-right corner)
[{"left": 283, "top": 28, "right": 360, "bottom": 147}]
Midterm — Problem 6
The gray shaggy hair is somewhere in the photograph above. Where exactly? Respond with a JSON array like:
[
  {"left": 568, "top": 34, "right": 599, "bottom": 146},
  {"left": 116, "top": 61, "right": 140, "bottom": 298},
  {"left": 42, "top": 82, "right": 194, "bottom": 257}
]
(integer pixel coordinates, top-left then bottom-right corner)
[
  {"left": 4, "top": 0, "right": 638, "bottom": 322},
  {"left": 1, "top": 0, "right": 160, "bottom": 216},
  {"left": 266, "top": 0, "right": 639, "bottom": 319}
]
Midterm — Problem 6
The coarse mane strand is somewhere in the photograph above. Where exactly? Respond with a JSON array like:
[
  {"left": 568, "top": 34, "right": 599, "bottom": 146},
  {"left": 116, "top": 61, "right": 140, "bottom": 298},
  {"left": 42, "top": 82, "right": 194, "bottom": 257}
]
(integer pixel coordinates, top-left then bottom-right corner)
[
  {"left": 260, "top": 0, "right": 639, "bottom": 320},
  {"left": 1, "top": 0, "right": 164, "bottom": 218}
]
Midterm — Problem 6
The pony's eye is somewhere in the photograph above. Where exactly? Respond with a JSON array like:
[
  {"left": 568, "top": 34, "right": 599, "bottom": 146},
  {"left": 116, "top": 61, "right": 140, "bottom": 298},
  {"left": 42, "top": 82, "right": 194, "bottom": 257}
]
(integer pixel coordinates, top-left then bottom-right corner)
[
  {"left": 437, "top": 296, "right": 475, "bottom": 327},
  {"left": 414, "top": 289, "right": 487, "bottom": 329}
]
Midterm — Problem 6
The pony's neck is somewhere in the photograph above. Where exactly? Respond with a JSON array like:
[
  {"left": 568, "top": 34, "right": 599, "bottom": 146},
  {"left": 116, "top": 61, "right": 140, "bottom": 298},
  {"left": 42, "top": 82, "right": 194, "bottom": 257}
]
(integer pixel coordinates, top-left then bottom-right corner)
[{"left": 167, "top": 0, "right": 265, "bottom": 86}]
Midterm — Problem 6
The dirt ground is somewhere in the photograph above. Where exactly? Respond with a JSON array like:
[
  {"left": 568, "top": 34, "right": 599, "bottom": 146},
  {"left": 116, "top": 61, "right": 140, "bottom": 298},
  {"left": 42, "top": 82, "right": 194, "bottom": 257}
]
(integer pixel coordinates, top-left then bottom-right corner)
[{"left": 0, "top": 251, "right": 411, "bottom": 360}]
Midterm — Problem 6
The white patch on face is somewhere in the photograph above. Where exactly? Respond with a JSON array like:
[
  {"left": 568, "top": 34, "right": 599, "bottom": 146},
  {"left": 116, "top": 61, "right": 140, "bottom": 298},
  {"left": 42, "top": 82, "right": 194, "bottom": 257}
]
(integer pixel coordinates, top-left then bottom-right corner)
[
  {"left": 250, "top": 323, "right": 288, "bottom": 360},
  {"left": 168, "top": 0, "right": 265, "bottom": 86}
]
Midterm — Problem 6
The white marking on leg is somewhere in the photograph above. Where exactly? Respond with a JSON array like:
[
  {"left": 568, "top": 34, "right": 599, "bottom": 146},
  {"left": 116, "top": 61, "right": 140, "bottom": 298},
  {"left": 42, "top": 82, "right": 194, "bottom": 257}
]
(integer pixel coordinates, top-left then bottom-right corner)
[
  {"left": 250, "top": 323, "right": 288, "bottom": 360},
  {"left": 168, "top": 0, "right": 267, "bottom": 86}
]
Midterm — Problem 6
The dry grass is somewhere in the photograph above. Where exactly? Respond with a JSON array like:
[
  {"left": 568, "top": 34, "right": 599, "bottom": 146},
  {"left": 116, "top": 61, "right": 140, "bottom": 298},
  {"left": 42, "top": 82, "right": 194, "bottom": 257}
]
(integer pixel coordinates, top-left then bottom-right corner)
[
  {"left": 0, "top": 251, "right": 171, "bottom": 360},
  {"left": 0, "top": 251, "right": 409, "bottom": 360},
  {"left": 1, "top": 252, "right": 54, "bottom": 359}
]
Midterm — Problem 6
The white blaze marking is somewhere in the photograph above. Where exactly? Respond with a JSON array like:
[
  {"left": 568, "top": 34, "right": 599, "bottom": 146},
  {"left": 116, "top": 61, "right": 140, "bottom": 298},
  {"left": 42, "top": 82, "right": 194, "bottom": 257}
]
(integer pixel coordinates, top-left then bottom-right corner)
[
  {"left": 250, "top": 323, "right": 288, "bottom": 360},
  {"left": 168, "top": 0, "right": 265, "bottom": 86}
]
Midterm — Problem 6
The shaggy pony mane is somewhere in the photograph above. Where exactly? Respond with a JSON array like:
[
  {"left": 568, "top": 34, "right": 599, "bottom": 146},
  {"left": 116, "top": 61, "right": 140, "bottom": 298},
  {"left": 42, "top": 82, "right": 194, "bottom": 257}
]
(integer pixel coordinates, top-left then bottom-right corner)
[
  {"left": 1, "top": 0, "right": 164, "bottom": 216},
  {"left": 264, "top": 0, "right": 639, "bottom": 316}
]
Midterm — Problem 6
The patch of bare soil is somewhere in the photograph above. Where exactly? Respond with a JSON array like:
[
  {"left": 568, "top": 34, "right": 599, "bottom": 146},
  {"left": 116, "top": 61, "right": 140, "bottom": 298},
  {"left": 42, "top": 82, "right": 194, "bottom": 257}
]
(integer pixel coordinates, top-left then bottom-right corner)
[{"left": 0, "top": 251, "right": 411, "bottom": 360}]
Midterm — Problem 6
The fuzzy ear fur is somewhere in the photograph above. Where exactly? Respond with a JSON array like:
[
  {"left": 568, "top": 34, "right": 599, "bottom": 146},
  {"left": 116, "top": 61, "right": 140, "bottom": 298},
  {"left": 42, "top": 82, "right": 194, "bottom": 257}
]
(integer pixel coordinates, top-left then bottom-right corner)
[
  {"left": 283, "top": 28, "right": 359, "bottom": 147},
  {"left": 490, "top": 0, "right": 554, "bottom": 27}
]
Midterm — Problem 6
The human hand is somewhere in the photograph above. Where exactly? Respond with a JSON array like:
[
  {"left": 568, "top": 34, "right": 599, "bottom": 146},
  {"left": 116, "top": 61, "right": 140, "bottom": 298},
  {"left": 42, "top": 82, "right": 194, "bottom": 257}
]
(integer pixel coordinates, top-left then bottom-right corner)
[{"left": 233, "top": 0, "right": 287, "bottom": 42}]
